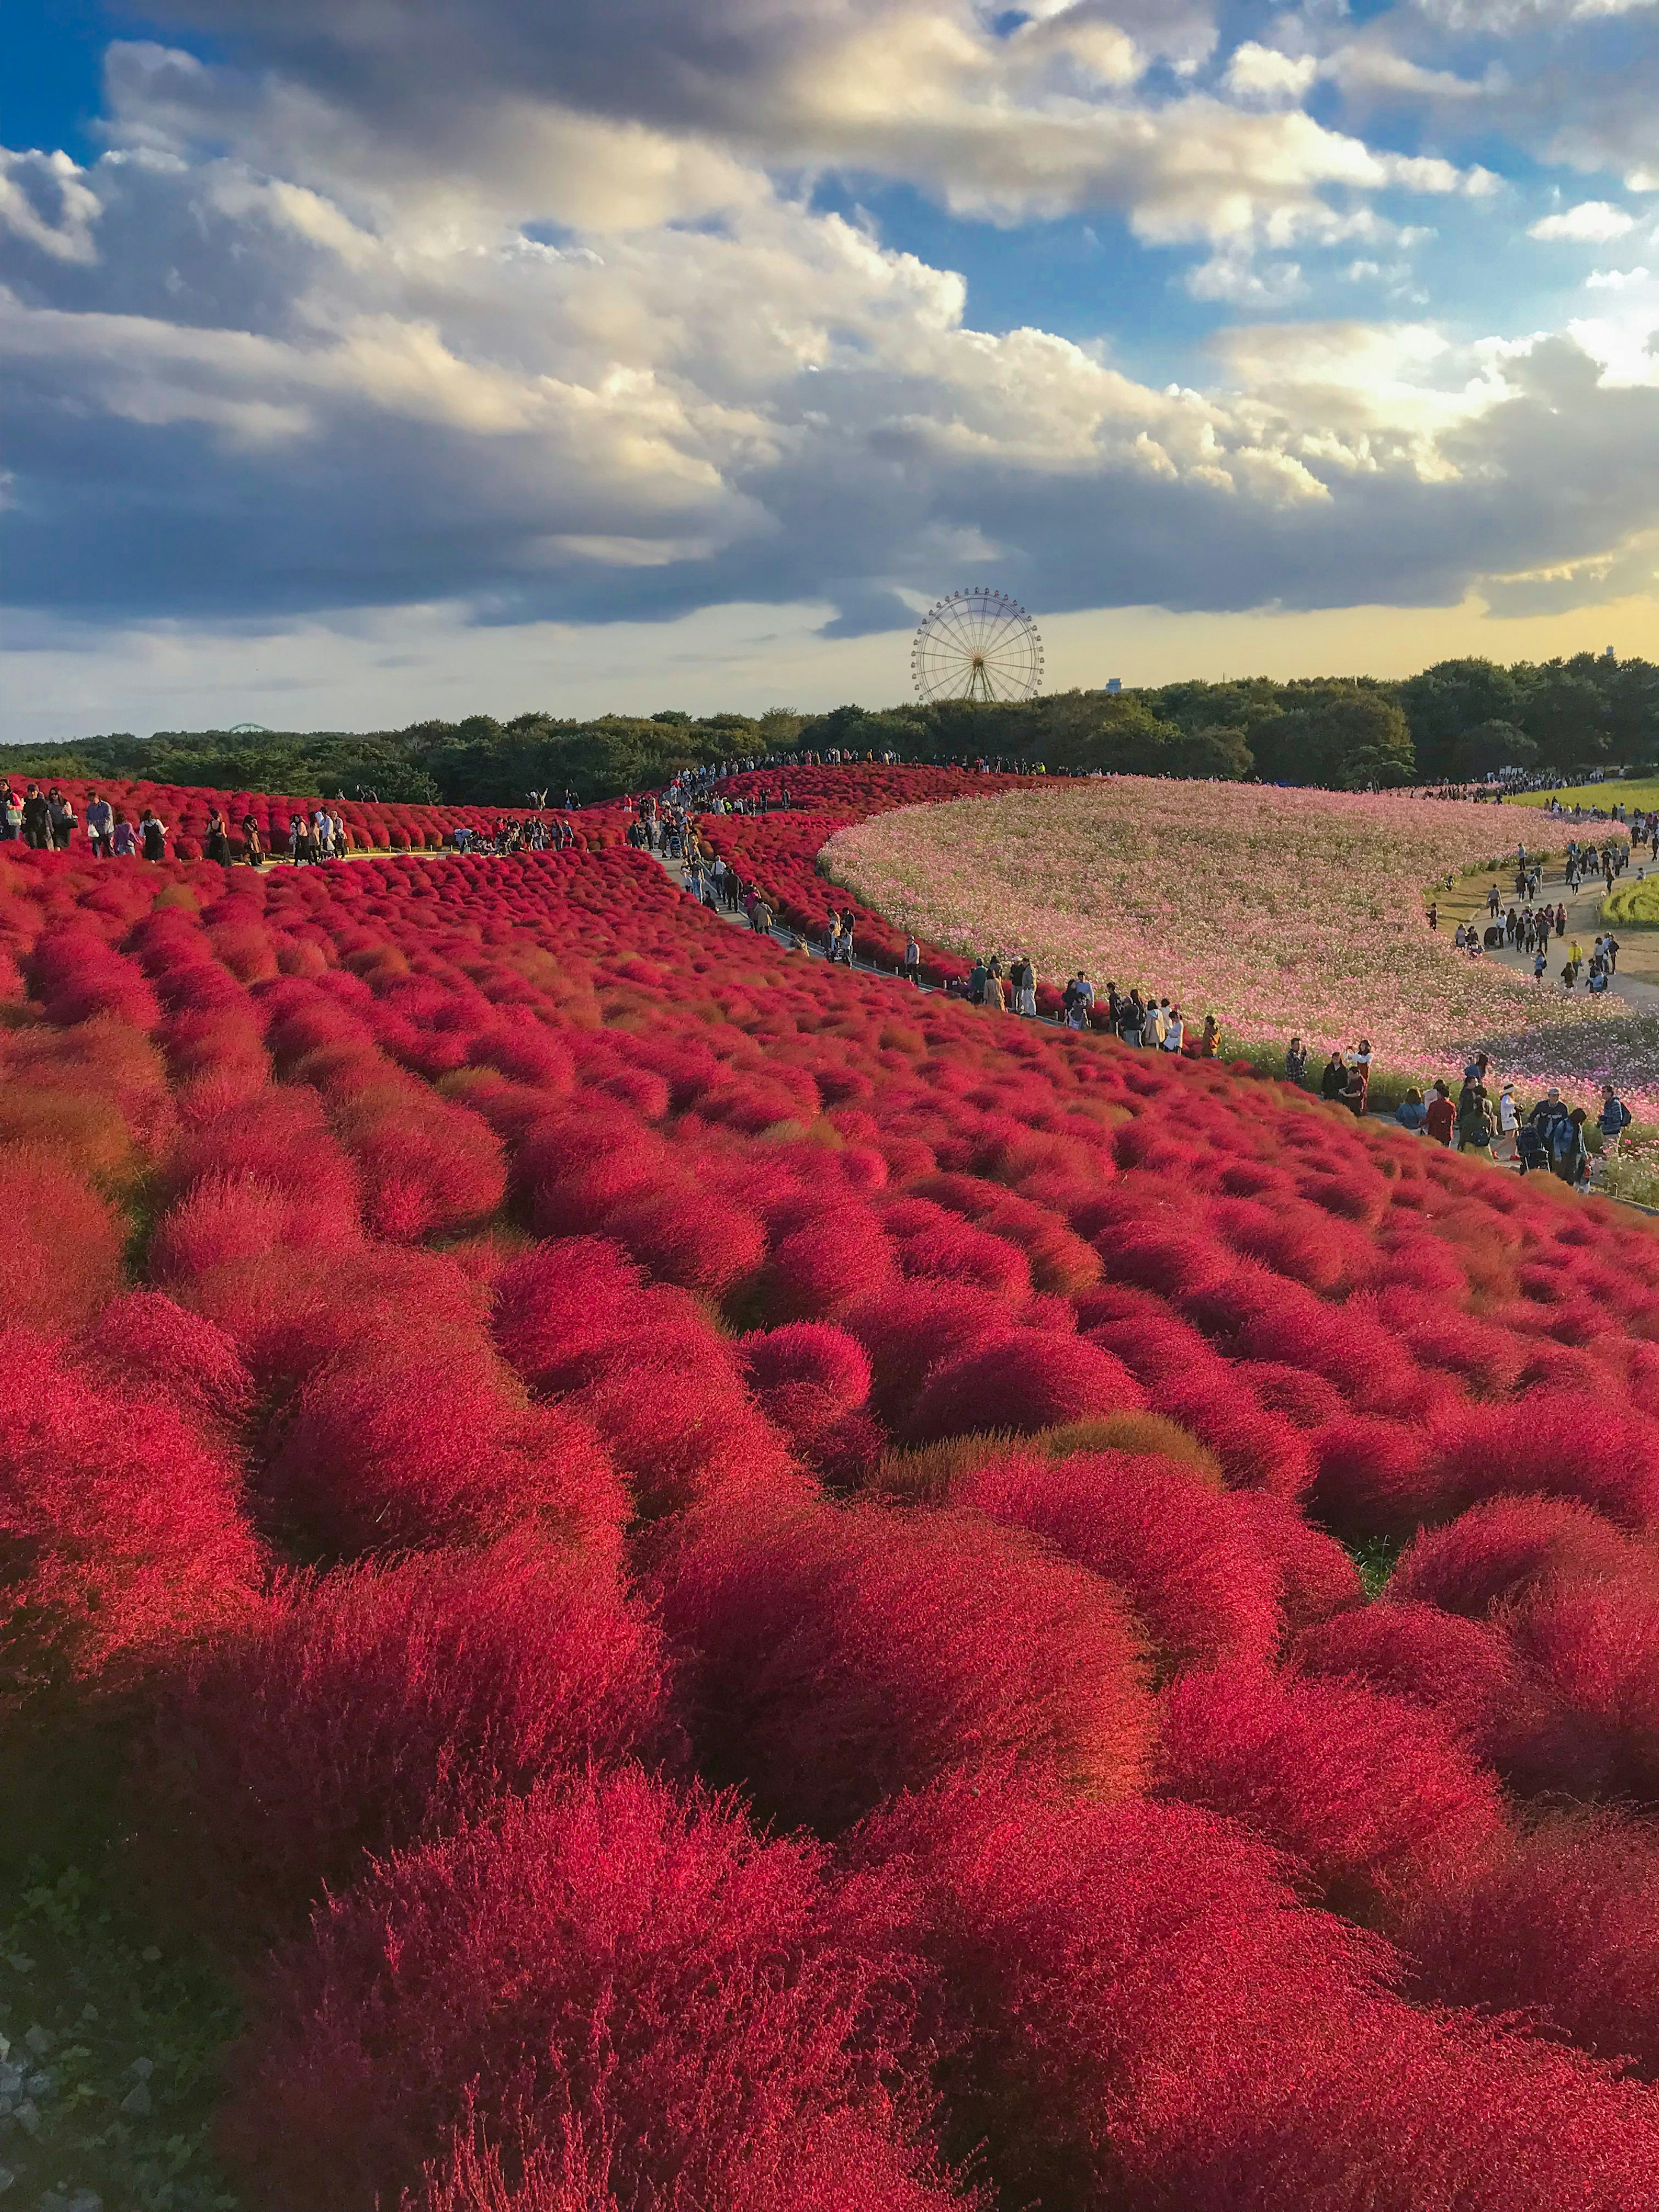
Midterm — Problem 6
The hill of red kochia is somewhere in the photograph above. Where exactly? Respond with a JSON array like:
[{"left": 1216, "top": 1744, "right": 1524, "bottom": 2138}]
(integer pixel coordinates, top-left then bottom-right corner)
[
  {"left": 1, "top": 773, "right": 629, "bottom": 858},
  {"left": 697, "top": 763, "right": 1048, "bottom": 983},
  {"left": 6, "top": 767, "right": 1659, "bottom": 2210}
]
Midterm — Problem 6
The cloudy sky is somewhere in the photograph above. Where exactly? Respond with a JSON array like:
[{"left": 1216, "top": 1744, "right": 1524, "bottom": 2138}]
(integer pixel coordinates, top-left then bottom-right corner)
[{"left": 5, "top": 0, "right": 1659, "bottom": 738}]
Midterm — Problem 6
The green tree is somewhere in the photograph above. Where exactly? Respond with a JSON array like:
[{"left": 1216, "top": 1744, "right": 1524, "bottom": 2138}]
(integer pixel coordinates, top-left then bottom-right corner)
[
  {"left": 1517, "top": 661, "right": 1609, "bottom": 772},
  {"left": 1397, "top": 659, "right": 1522, "bottom": 780},
  {"left": 1249, "top": 691, "right": 1415, "bottom": 787}
]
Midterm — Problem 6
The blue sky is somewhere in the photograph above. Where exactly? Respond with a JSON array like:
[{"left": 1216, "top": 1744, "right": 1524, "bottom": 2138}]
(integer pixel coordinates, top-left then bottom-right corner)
[{"left": 5, "top": 0, "right": 1659, "bottom": 737}]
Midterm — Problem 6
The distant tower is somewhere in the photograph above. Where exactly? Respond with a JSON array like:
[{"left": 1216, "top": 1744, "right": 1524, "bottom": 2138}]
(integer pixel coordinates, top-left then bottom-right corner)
[
  {"left": 1605, "top": 647, "right": 1617, "bottom": 663},
  {"left": 1106, "top": 677, "right": 1122, "bottom": 694}
]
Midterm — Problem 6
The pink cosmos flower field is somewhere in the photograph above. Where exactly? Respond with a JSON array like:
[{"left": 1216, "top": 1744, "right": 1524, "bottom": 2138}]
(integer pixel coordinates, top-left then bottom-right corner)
[{"left": 824, "top": 779, "right": 1659, "bottom": 1115}]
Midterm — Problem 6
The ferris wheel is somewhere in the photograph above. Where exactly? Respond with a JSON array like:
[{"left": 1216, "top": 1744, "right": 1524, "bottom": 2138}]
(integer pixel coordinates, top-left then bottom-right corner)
[{"left": 912, "top": 588, "right": 1044, "bottom": 706}]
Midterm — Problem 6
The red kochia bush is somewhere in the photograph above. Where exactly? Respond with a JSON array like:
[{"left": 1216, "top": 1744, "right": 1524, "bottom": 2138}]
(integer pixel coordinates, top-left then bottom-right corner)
[
  {"left": 1427, "top": 1394, "right": 1659, "bottom": 1531},
  {"left": 953, "top": 1447, "right": 1282, "bottom": 1679},
  {"left": 336, "top": 1095, "right": 508, "bottom": 1241},
  {"left": 76, "top": 1290, "right": 255, "bottom": 1445},
  {"left": 490, "top": 1236, "right": 731, "bottom": 1397},
  {"left": 1292, "top": 1601, "right": 1526, "bottom": 1750},
  {"left": 148, "top": 1175, "right": 348, "bottom": 1282},
  {"left": 602, "top": 1184, "right": 766, "bottom": 1298},
  {"left": 906, "top": 1329, "right": 1145, "bottom": 1445},
  {"left": 266, "top": 1343, "right": 626, "bottom": 1563},
  {"left": 145, "top": 1535, "right": 667, "bottom": 1944},
  {"left": 847, "top": 1776, "right": 1393, "bottom": 2212},
  {"left": 0, "top": 1330, "right": 261, "bottom": 1697},
  {"left": 765, "top": 1211, "right": 897, "bottom": 1320},
  {"left": 842, "top": 1280, "right": 1015, "bottom": 1430},
  {"left": 740, "top": 1324, "right": 873, "bottom": 1449},
  {"left": 1158, "top": 1665, "right": 1506, "bottom": 1921},
  {"left": 1230, "top": 1490, "right": 1364, "bottom": 1634},
  {"left": 1494, "top": 1565, "right": 1659, "bottom": 1805},
  {"left": 416, "top": 2117, "right": 975, "bottom": 2212},
  {"left": 574, "top": 1367, "right": 804, "bottom": 1522},
  {"left": 218, "top": 1770, "right": 954, "bottom": 2212},
  {"left": 0, "top": 1142, "right": 124, "bottom": 1332},
  {"left": 650, "top": 1497, "right": 1151, "bottom": 1834},
  {"left": 1399, "top": 1812, "right": 1659, "bottom": 2081},
  {"left": 1389, "top": 1493, "right": 1634, "bottom": 1618}
]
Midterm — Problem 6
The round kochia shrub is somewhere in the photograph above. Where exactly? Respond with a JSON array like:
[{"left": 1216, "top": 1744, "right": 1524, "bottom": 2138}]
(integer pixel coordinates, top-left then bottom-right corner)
[
  {"left": 906, "top": 1329, "right": 1145, "bottom": 1445},
  {"left": 1158, "top": 1665, "right": 1506, "bottom": 1922},
  {"left": 739, "top": 1323, "right": 873, "bottom": 1450},
  {"left": 953, "top": 1446, "right": 1282, "bottom": 1679},
  {"left": 0, "top": 1142, "right": 124, "bottom": 1334},
  {"left": 265, "top": 1342, "right": 626, "bottom": 1562},
  {"left": 217, "top": 1770, "right": 957, "bottom": 2212},
  {"left": 847, "top": 1776, "right": 1392, "bottom": 2212},
  {"left": 650, "top": 1496, "right": 1151, "bottom": 1834},
  {"left": 143, "top": 1535, "right": 667, "bottom": 1945},
  {"left": 1492, "top": 1564, "right": 1659, "bottom": 1807},
  {"left": 1291, "top": 1600, "right": 1528, "bottom": 1751},
  {"left": 0, "top": 1330, "right": 261, "bottom": 1698},
  {"left": 1388, "top": 1493, "right": 1634, "bottom": 1619},
  {"left": 1398, "top": 1812, "right": 1659, "bottom": 2082},
  {"left": 76, "top": 1290, "right": 254, "bottom": 1446},
  {"left": 490, "top": 1235, "right": 729, "bottom": 1398}
]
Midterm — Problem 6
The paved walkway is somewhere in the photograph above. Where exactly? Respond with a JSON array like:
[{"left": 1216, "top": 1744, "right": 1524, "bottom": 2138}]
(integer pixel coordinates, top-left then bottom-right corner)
[{"left": 1445, "top": 859, "right": 1659, "bottom": 1015}]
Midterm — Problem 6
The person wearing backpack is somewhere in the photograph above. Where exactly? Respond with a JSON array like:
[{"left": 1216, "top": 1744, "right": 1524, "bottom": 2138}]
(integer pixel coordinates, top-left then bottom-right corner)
[
  {"left": 1599, "top": 1086, "right": 1633, "bottom": 1155},
  {"left": 1556, "top": 1107, "right": 1591, "bottom": 1188}
]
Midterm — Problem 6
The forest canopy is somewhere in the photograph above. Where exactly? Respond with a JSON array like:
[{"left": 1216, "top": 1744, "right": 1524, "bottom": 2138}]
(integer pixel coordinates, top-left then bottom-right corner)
[{"left": 6, "top": 652, "right": 1654, "bottom": 807}]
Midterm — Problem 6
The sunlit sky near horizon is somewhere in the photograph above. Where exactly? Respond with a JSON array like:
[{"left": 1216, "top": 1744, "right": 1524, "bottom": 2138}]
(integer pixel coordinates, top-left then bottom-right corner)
[{"left": 5, "top": 0, "right": 1659, "bottom": 739}]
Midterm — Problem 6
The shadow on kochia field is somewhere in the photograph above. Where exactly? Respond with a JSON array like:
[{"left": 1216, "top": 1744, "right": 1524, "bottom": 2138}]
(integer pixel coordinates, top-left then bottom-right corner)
[{"left": 0, "top": 1710, "right": 239, "bottom": 2211}]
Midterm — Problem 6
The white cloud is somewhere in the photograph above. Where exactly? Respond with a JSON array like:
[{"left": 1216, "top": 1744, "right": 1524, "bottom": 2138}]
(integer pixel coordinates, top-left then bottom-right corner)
[
  {"left": 0, "top": 149, "right": 101, "bottom": 264},
  {"left": 1223, "top": 43, "right": 1319, "bottom": 106},
  {"left": 1530, "top": 200, "right": 1639, "bottom": 241}
]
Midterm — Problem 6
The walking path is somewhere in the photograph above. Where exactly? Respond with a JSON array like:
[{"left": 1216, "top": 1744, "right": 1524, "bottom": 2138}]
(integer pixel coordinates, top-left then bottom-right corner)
[{"left": 1442, "top": 861, "right": 1659, "bottom": 1014}]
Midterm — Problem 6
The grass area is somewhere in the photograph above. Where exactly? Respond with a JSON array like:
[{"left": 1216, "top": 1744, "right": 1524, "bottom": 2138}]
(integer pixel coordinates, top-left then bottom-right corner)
[
  {"left": 1510, "top": 779, "right": 1659, "bottom": 811},
  {"left": 1351, "top": 1536, "right": 1401, "bottom": 1599},
  {"left": 1602, "top": 879, "right": 1659, "bottom": 928},
  {"left": 0, "top": 1718, "right": 241, "bottom": 2212}
]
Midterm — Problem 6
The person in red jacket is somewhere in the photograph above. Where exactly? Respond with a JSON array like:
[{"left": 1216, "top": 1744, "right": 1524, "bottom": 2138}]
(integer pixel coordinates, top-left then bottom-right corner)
[{"left": 1424, "top": 1080, "right": 1456, "bottom": 1146}]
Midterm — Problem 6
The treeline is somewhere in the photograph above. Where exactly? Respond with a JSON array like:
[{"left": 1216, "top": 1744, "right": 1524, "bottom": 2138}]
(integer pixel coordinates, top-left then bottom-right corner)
[{"left": 9, "top": 651, "right": 1657, "bottom": 806}]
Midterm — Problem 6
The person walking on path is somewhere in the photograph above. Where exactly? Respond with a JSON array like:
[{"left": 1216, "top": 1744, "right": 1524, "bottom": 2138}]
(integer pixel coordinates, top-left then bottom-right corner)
[
  {"left": 84, "top": 790, "right": 113, "bottom": 858},
  {"left": 48, "top": 790, "right": 75, "bottom": 849},
  {"left": 1496, "top": 1085, "right": 1519, "bottom": 1163},
  {"left": 1557, "top": 1108, "right": 1592, "bottom": 1188},
  {"left": 205, "top": 807, "right": 232, "bottom": 865},
  {"left": 139, "top": 807, "right": 168, "bottom": 862},
  {"left": 903, "top": 935, "right": 922, "bottom": 986},
  {"left": 1396, "top": 1087, "right": 1428, "bottom": 1132},
  {"left": 241, "top": 814, "right": 264, "bottom": 866},
  {"left": 1425, "top": 1080, "right": 1456, "bottom": 1147},
  {"left": 1011, "top": 955, "right": 1037, "bottom": 1017},
  {"left": 111, "top": 812, "right": 139, "bottom": 858},
  {"left": 1285, "top": 1036, "right": 1308, "bottom": 1086},
  {"left": 1599, "top": 1085, "right": 1633, "bottom": 1156},
  {"left": 1198, "top": 1014, "right": 1220, "bottom": 1058},
  {"left": 20, "top": 785, "right": 50, "bottom": 851},
  {"left": 1456, "top": 1078, "right": 1494, "bottom": 1155}
]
